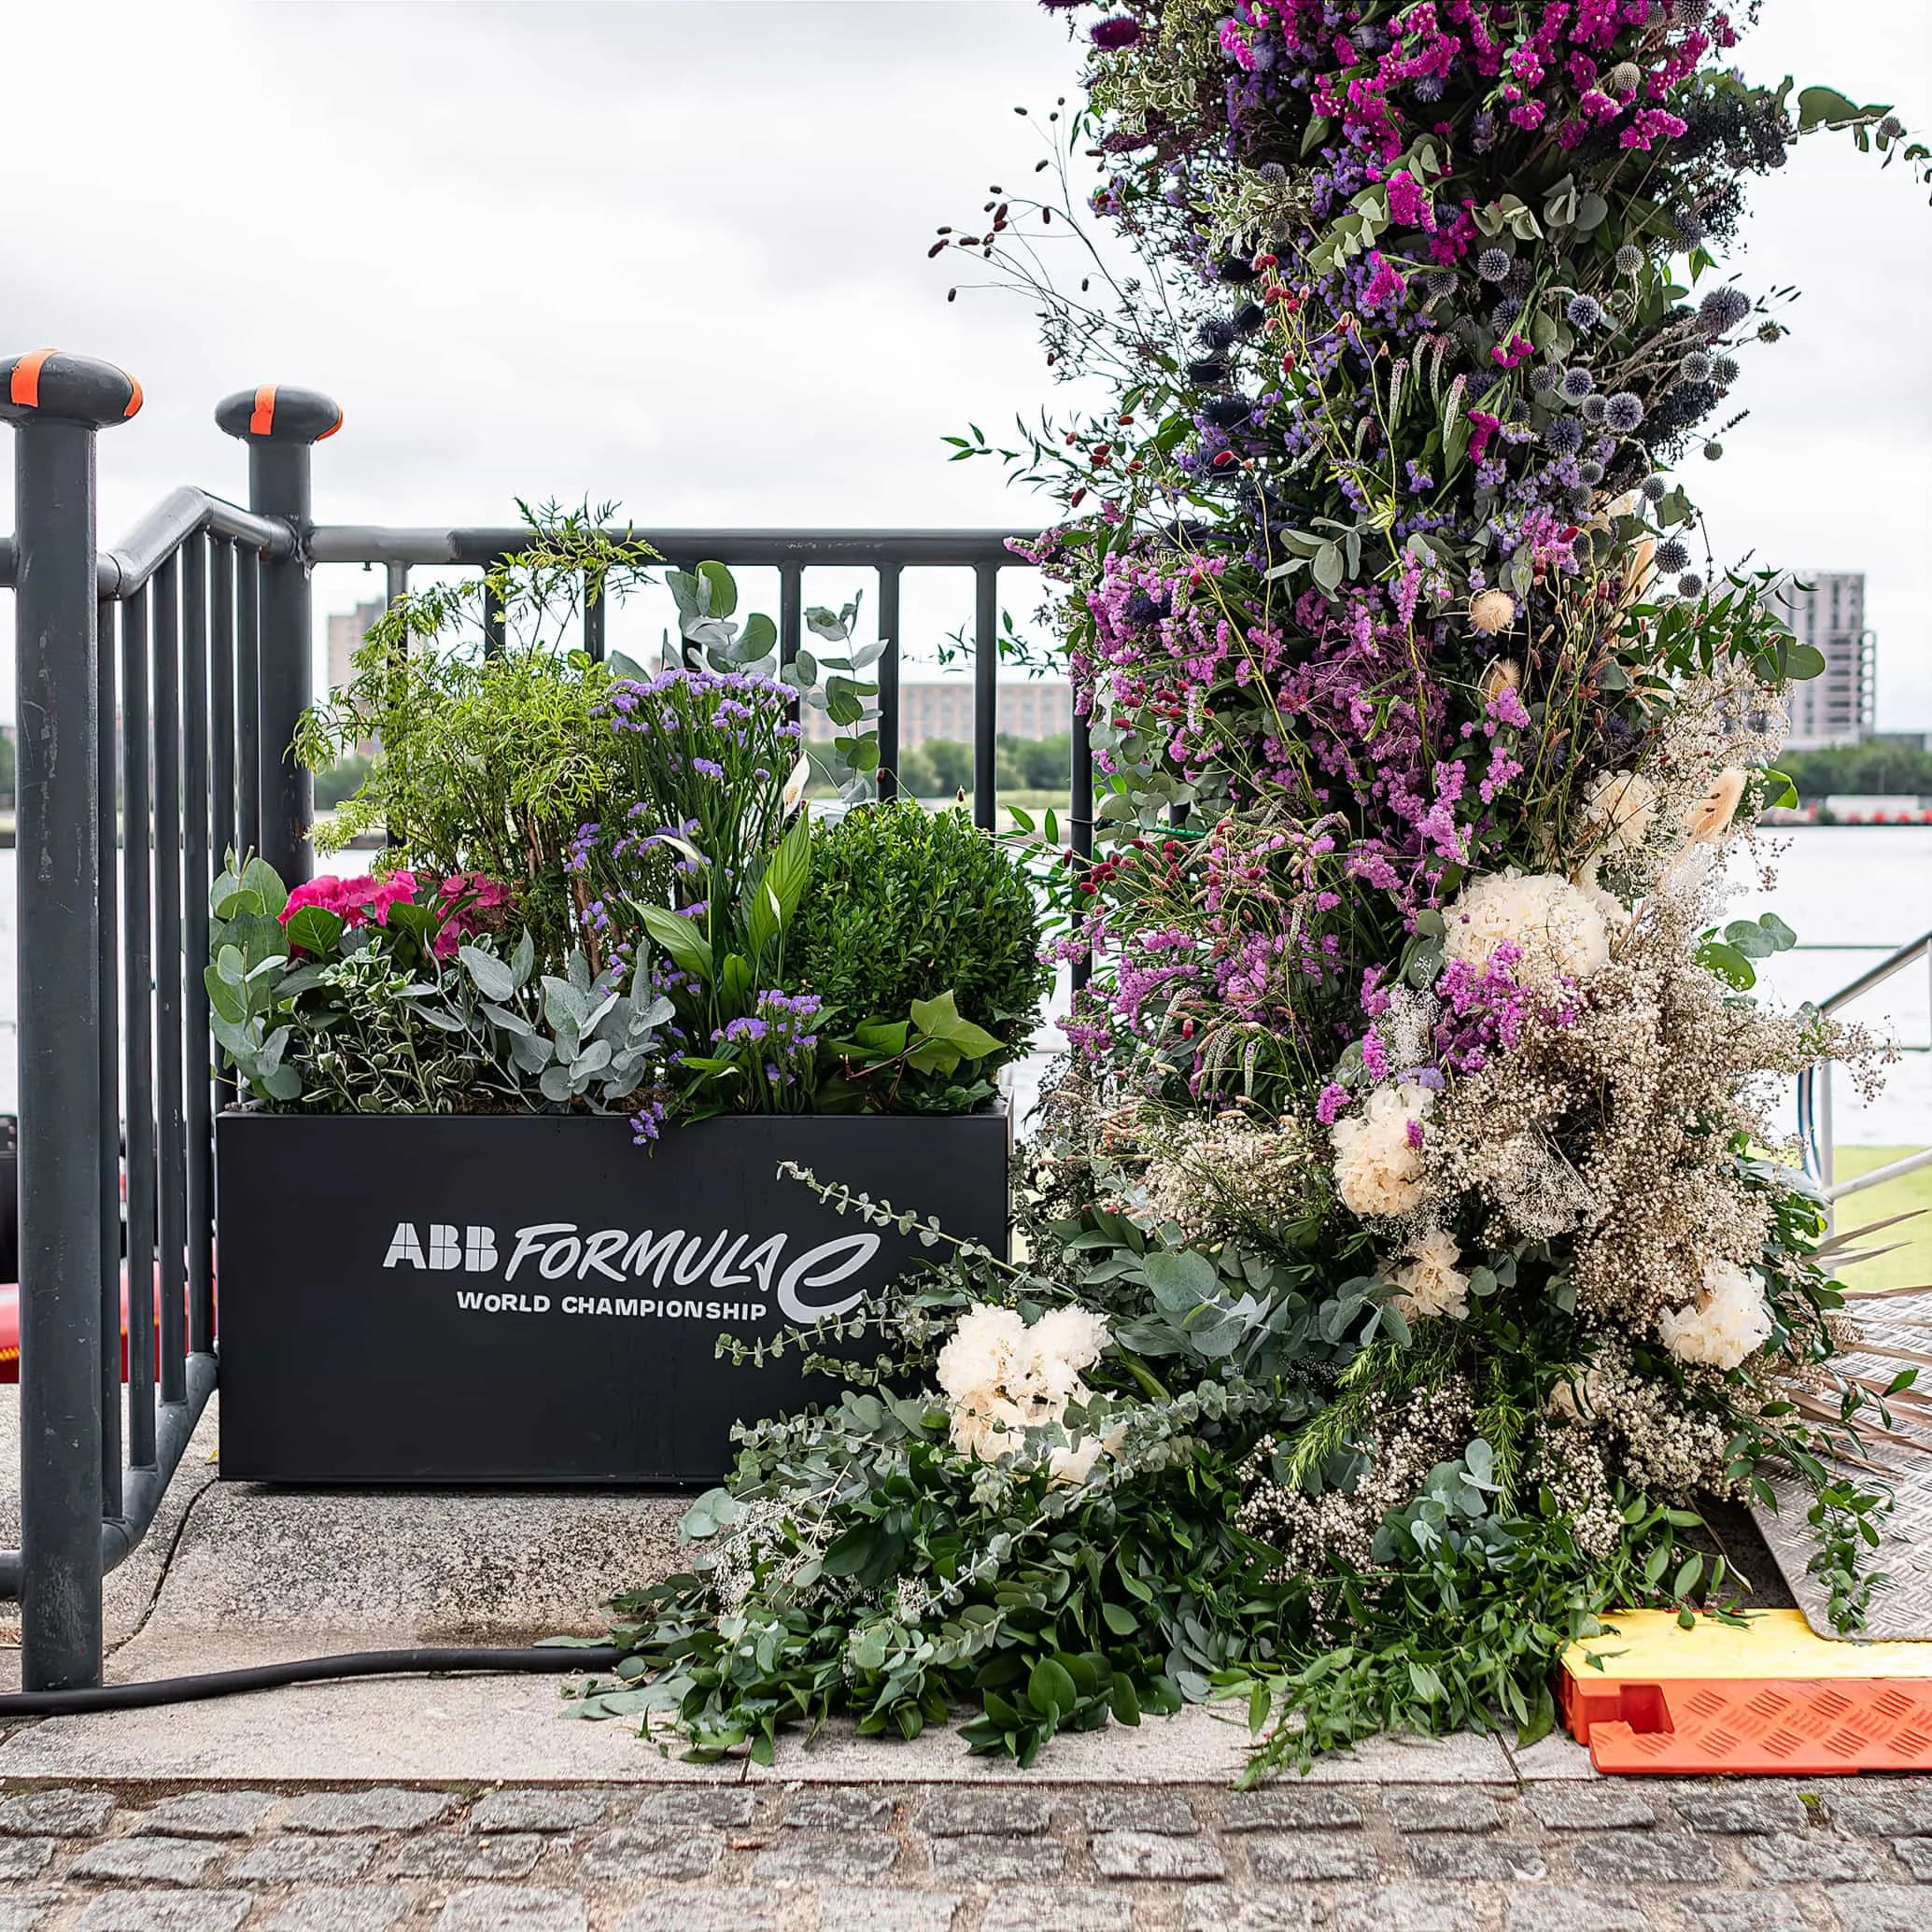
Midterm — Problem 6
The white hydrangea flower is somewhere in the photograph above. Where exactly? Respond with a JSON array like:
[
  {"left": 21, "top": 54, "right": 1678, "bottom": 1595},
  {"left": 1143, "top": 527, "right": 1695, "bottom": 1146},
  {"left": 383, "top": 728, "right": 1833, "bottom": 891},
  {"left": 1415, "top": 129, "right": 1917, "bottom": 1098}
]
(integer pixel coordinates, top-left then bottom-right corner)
[
  {"left": 1581, "top": 769, "right": 1660, "bottom": 852},
  {"left": 1332, "top": 1081, "right": 1434, "bottom": 1220},
  {"left": 936, "top": 1303, "right": 1115, "bottom": 1482},
  {"left": 1657, "top": 1260, "right": 1773, "bottom": 1372},
  {"left": 1442, "top": 867, "right": 1611, "bottom": 991},
  {"left": 1387, "top": 1226, "right": 1471, "bottom": 1321}
]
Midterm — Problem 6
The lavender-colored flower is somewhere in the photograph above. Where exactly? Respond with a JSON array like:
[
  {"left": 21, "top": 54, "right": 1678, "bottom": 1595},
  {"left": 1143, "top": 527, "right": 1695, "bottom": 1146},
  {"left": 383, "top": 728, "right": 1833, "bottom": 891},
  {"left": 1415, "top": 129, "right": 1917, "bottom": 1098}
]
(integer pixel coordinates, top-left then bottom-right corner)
[
  {"left": 1559, "top": 366, "right": 1595, "bottom": 402},
  {"left": 1255, "top": 162, "right": 1289, "bottom": 186},
  {"left": 1489, "top": 297, "right": 1523, "bottom": 329},
  {"left": 1674, "top": 209, "right": 1707, "bottom": 245},
  {"left": 1565, "top": 294, "right": 1604, "bottom": 331},
  {"left": 1698, "top": 285, "right": 1752, "bottom": 335},
  {"left": 1603, "top": 391, "right": 1645, "bottom": 433},
  {"left": 1529, "top": 364, "right": 1558, "bottom": 396},
  {"left": 1581, "top": 394, "right": 1609, "bottom": 425},
  {"left": 1475, "top": 247, "right": 1511, "bottom": 283}
]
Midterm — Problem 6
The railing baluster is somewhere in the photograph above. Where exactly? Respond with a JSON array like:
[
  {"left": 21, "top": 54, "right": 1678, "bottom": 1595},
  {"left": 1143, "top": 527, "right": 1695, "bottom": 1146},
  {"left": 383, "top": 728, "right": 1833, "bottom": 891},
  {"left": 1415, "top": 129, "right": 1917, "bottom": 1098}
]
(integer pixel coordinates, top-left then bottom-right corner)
[
  {"left": 584, "top": 567, "right": 605, "bottom": 664},
  {"left": 876, "top": 565, "right": 901, "bottom": 803},
  {"left": 120, "top": 589, "right": 157, "bottom": 1471},
  {"left": 152, "top": 555, "right": 187, "bottom": 1408},
  {"left": 96, "top": 596, "right": 122, "bottom": 1518},
  {"left": 182, "top": 536, "right": 215, "bottom": 1359},
  {"left": 236, "top": 549, "right": 261, "bottom": 857},
  {"left": 973, "top": 563, "right": 998, "bottom": 832},
  {"left": 210, "top": 540, "right": 235, "bottom": 862},
  {"left": 779, "top": 560, "right": 803, "bottom": 706},
  {"left": 483, "top": 577, "right": 506, "bottom": 656}
]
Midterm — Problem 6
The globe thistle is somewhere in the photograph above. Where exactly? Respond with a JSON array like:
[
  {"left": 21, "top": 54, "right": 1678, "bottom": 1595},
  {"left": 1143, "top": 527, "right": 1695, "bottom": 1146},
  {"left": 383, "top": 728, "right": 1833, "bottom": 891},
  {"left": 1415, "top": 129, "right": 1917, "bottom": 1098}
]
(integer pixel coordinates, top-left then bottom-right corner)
[
  {"left": 1615, "top": 243, "right": 1645, "bottom": 275},
  {"left": 1255, "top": 162, "right": 1290, "bottom": 187},
  {"left": 1565, "top": 293, "right": 1605, "bottom": 331},
  {"left": 1678, "top": 572, "right": 1704, "bottom": 598},
  {"left": 1233, "top": 302, "right": 1267, "bottom": 334},
  {"left": 1581, "top": 394, "right": 1609, "bottom": 424},
  {"left": 1199, "top": 317, "right": 1238, "bottom": 351},
  {"left": 1579, "top": 459, "right": 1605, "bottom": 486},
  {"left": 1544, "top": 416, "right": 1586, "bottom": 457},
  {"left": 1123, "top": 589, "right": 1170, "bottom": 628},
  {"left": 1188, "top": 357, "right": 1231, "bottom": 387},
  {"left": 1203, "top": 395, "right": 1253, "bottom": 430},
  {"left": 1424, "top": 268, "right": 1459, "bottom": 300},
  {"left": 1476, "top": 247, "right": 1512, "bottom": 282},
  {"left": 1529, "top": 364, "right": 1558, "bottom": 396},
  {"left": 1654, "top": 538, "right": 1691, "bottom": 573},
  {"left": 1674, "top": 209, "right": 1707, "bottom": 245},
  {"left": 1680, "top": 349, "right": 1713, "bottom": 382},
  {"left": 1757, "top": 320, "right": 1784, "bottom": 345},
  {"left": 1506, "top": 397, "right": 1532, "bottom": 425},
  {"left": 1674, "top": 0, "right": 1710, "bottom": 23},
  {"left": 1559, "top": 366, "right": 1596, "bottom": 402},
  {"left": 1880, "top": 114, "right": 1907, "bottom": 141},
  {"left": 1698, "top": 285, "right": 1752, "bottom": 335},
  {"left": 1414, "top": 72, "right": 1445, "bottom": 103},
  {"left": 1603, "top": 391, "right": 1645, "bottom": 433},
  {"left": 1642, "top": 475, "right": 1668, "bottom": 501},
  {"left": 1490, "top": 297, "right": 1524, "bottom": 329},
  {"left": 1712, "top": 354, "right": 1741, "bottom": 386},
  {"left": 1703, "top": 442, "right": 1725, "bottom": 460},
  {"left": 1090, "top": 16, "right": 1144, "bottom": 49},
  {"left": 1607, "top": 60, "right": 1643, "bottom": 93}
]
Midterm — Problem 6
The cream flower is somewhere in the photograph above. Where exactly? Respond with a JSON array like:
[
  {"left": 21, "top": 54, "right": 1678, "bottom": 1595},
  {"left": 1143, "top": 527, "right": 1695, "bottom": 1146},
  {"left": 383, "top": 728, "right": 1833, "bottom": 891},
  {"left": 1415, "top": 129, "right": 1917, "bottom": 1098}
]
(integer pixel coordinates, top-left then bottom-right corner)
[
  {"left": 1657, "top": 1260, "right": 1773, "bottom": 1372},
  {"left": 1581, "top": 769, "right": 1660, "bottom": 853},
  {"left": 1478, "top": 657, "right": 1521, "bottom": 709},
  {"left": 1469, "top": 590, "right": 1516, "bottom": 636},
  {"left": 937, "top": 1304, "right": 1114, "bottom": 1471},
  {"left": 1442, "top": 868, "right": 1611, "bottom": 992},
  {"left": 1332, "top": 1082, "right": 1434, "bottom": 1220},
  {"left": 1687, "top": 767, "right": 1749, "bottom": 844},
  {"left": 1387, "top": 1226, "right": 1471, "bottom": 1321}
]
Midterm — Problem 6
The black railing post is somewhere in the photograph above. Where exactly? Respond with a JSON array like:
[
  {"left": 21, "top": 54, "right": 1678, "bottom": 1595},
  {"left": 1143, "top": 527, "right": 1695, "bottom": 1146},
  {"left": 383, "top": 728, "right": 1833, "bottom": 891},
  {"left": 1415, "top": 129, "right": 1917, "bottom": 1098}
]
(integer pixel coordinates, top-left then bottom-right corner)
[
  {"left": 214, "top": 385, "right": 341, "bottom": 884},
  {"left": 0, "top": 350, "right": 142, "bottom": 1690}
]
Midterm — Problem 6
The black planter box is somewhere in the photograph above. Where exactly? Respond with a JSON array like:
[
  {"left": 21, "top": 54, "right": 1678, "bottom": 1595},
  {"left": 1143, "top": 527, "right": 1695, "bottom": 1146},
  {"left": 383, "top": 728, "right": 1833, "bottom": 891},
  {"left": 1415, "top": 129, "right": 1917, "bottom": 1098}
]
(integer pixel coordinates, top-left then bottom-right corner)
[{"left": 215, "top": 1109, "right": 1008, "bottom": 1485}]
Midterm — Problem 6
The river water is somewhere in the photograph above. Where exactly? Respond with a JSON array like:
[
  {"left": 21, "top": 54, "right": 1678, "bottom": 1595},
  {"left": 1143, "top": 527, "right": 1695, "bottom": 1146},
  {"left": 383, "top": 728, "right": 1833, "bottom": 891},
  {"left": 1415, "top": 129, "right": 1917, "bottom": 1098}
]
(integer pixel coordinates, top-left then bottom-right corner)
[{"left": 0, "top": 825, "right": 1922, "bottom": 1146}]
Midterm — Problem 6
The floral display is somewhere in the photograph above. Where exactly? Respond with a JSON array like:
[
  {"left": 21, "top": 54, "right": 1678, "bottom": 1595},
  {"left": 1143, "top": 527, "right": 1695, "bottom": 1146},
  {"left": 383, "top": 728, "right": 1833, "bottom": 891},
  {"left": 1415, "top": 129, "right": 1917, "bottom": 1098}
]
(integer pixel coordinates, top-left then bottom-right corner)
[{"left": 579, "top": 0, "right": 1928, "bottom": 1776}]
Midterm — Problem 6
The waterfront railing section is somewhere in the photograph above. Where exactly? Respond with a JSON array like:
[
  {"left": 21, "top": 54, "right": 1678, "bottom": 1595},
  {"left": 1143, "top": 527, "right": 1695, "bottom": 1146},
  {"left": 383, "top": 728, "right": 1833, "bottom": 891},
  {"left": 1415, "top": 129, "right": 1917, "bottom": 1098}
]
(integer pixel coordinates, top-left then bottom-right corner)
[
  {"left": 1798, "top": 933, "right": 1932, "bottom": 1224},
  {"left": 0, "top": 353, "right": 1093, "bottom": 1690}
]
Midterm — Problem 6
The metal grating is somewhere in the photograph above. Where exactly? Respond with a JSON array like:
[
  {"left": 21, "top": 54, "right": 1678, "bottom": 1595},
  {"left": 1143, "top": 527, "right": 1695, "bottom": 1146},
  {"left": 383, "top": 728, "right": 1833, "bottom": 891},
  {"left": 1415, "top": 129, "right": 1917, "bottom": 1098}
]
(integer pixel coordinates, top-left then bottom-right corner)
[{"left": 1752, "top": 1287, "right": 1932, "bottom": 1641}]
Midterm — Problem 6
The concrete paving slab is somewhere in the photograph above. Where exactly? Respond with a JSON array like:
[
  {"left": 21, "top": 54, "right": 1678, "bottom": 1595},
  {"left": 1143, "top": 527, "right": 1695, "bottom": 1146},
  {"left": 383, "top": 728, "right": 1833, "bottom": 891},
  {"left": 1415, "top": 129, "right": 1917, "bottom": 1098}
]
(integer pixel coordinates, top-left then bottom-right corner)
[{"left": 1503, "top": 1732, "right": 1601, "bottom": 1781}]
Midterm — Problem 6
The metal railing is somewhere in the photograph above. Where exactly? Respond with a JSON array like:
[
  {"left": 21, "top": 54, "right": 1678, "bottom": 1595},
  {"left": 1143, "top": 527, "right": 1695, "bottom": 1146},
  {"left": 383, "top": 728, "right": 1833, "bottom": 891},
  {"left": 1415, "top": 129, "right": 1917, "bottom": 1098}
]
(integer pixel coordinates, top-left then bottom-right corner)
[
  {"left": 0, "top": 353, "right": 1092, "bottom": 1689},
  {"left": 1798, "top": 930, "right": 1932, "bottom": 1223}
]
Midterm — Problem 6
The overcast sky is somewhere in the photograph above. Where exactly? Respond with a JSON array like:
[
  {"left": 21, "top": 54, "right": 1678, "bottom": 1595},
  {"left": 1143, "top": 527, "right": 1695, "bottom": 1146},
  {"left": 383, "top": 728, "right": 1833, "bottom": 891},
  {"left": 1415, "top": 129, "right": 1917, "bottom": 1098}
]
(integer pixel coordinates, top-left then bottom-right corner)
[{"left": 4, "top": 0, "right": 1928, "bottom": 725}]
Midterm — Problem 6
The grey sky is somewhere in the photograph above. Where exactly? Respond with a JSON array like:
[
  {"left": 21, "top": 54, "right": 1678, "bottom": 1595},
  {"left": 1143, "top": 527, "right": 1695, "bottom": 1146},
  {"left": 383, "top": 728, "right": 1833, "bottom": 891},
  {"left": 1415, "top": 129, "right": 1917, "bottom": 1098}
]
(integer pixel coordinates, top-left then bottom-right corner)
[{"left": 5, "top": 0, "right": 1928, "bottom": 724}]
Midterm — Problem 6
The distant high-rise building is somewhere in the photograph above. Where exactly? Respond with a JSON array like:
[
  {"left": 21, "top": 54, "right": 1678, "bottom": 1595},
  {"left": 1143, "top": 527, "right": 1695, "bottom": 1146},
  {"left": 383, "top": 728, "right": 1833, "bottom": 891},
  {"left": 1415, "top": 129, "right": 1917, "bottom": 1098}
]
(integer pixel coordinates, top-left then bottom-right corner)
[
  {"left": 325, "top": 599, "right": 387, "bottom": 757},
  {"left": 1768, "top": 572, "right": 1874, "bottom": 751},
  {"left": 804, "top": 679, "right": 1071, "bottom": 748}
]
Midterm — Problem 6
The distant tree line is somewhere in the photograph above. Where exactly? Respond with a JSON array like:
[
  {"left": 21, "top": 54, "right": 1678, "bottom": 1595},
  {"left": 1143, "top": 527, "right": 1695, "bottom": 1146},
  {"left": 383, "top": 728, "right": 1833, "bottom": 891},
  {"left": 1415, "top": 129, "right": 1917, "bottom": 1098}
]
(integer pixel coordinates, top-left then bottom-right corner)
[{"left": 1780, "top": 740, "right": 1932, "bottom": 799}]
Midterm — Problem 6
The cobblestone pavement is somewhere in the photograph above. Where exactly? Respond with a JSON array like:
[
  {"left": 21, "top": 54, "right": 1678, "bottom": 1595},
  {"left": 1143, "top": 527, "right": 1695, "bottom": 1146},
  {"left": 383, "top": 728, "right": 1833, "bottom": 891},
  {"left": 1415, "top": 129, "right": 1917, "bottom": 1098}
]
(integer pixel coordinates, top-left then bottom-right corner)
[{"left": 0, "top": 1776, "right": 1927, "bottom": 1931}]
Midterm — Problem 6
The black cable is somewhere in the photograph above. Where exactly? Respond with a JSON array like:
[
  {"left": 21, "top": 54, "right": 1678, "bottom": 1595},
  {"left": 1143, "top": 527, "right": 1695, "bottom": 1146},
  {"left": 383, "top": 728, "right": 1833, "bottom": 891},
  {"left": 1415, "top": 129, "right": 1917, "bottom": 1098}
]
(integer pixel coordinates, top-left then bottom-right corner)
[{"left": 0, "top": 1645, "right": 623, "bottom": 1716}]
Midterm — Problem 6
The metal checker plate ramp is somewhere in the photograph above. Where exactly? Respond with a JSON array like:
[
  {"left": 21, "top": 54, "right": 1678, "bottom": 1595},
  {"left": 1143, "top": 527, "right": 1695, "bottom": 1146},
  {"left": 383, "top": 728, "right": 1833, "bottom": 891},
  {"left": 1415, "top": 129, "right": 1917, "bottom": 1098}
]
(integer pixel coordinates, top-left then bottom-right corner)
[{"left": 1750, "top": 1287, "right": 1932, "bottom": 1639}]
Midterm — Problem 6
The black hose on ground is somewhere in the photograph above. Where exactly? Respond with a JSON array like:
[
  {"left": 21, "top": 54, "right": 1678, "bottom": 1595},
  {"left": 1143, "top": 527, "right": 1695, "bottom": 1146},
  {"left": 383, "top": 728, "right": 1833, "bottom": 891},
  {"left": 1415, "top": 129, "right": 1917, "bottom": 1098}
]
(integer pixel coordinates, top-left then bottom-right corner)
[{"left": 0, "top": 1645, "right": 624, "bottom": 1715}]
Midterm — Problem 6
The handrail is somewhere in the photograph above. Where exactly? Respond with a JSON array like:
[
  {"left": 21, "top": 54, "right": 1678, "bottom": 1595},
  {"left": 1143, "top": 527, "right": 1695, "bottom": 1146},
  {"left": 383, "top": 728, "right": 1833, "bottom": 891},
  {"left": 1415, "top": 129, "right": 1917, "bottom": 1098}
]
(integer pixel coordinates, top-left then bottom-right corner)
[
  {"left": 0, "top": 488, "right": 292, "bottom": 596},
  {"left": 307, "top": 524, "right": 1025, "bottom": 570},
  {"left": 1798, "top": 930, "right": 1932, "bottom": 1207}
]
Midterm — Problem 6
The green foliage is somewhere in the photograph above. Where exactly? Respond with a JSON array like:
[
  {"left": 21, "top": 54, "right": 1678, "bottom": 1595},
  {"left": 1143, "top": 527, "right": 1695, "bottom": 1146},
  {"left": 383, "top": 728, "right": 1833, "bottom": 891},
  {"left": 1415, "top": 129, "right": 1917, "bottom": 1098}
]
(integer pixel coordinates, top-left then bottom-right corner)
[
  {"left": 820, "top": 990, "right": 1010, "bottom": 1115},
  {"left": 1780, "top": 740, "right": 1932, "bottom": 800},
  {"left": 312, "top": 754, "right": 373, "bottom": 812},
  {"left": 791, "top": 802, "right": 1052, "bottom": 1058},
  {"left": 445, "top": 935, "right": 674, "bottom": 1111},
  {"left": 294, "top": 505, "right": 658, "bottom": 961},
  {"left": 286, "top": 948, "right": 480, "bottom": 1115},
  {"left": 204, "top": 853, "right": 300, "bottom": 1103}
]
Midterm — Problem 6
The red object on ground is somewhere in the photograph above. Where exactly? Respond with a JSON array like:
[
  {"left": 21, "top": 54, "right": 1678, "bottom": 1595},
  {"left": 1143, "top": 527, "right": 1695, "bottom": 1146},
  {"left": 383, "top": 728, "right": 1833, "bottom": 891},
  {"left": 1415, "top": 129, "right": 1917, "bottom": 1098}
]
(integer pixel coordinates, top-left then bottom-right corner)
[
  {"left": 0, "top": 1269, "right": 194, "bottom": 1384},
  {"left": 1563, "top": 1673, "right": 1932, "bottom": 1775}
]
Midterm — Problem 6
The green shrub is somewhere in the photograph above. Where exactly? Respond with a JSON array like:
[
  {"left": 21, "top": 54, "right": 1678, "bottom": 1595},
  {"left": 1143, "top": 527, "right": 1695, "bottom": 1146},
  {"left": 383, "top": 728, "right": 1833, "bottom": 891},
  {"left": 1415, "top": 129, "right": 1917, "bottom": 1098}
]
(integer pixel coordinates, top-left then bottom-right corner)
[{"left": 791, "top": 802, "right": 1051, "bottom": 1049}]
